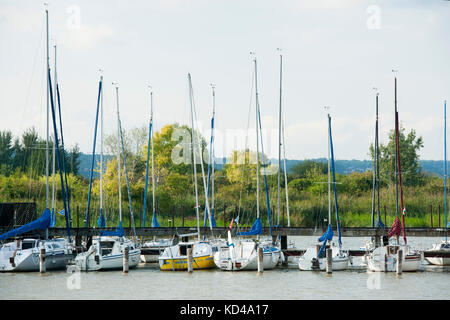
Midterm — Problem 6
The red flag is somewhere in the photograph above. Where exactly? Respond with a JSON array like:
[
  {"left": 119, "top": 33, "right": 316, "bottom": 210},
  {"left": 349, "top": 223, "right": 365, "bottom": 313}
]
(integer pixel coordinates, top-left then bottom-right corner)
[
  {"left": 388, "top": 216, "right": 401, "bottom": 238},
  {"left": 229, "top": 219, "right": 234, "bottom": 230}
]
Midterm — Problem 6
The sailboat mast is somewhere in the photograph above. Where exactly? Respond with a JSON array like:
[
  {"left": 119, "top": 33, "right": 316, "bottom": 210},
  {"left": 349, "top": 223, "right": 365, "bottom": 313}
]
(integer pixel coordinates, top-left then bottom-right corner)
[
  {"left": 445, "top": 100, "right": 448, "bottom": 240},
  {"left": 45, "top": 8, "right": 50, "bottom": 211},
  {"left": 211, "top": 86, "right": 216, "bottom": 223},
  {"left": 115, "top": 85, "right": 122, "bottom": 223},
  {"left": 376, "top": 93, "right": 381, "bottom": 225},
  {"left": 188, "top": 74, "right": 201, "bottom": 241},
  {"left": 51, "top": 44, "right": 57, "bottom": 214},
  {"left": 327, "top": 113, "right": 331, "bottom": 226},
  {"left": 394, "top": 77, "right": 407, "bottom": 244},
  {"left": 282, "top": 118, "right": 290, "bottom": 227},
  {"left": 151, "top": 91, "right": 156, "bottom": 225},
  {"left": 277, "top": 53, "right": 282, "bottom": 227},
  {"left": 254, "top": 58, "right": 260, "bottom": 220},
  {"left": 100, "top": 74, "right": 103, "bottom": 215},
  {"left": 394, "top": 77, "right": 399, "bottom": 219}
]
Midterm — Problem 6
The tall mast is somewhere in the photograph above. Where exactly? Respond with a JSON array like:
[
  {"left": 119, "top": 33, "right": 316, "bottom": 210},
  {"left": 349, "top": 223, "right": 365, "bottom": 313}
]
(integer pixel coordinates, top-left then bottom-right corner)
[
  {"left": 51, "top": 44, "right": 56, "bottom": 214},
  {"left": 151, "top": 91, "right": 156, "bottom": 225},
  {"left": 394, "top": 77, "right": 399, "bottom": 219},
  {"left": 114, "top": 84, "right": 122, "bottom": 223},
  {"left": 45, "top": 7, "right": 50, "bottom": 210},
  {"left": 100, "top": 73, "right": 103, "bottom": 218},
  {"left": 188, "top": 74, "right": 201, "bottom": 241},
  {"left": 211, "top": 85, "right": 216, "bottom": 225},
  {"left": 394, "top": 77, "right": 407, "bottom": 244},
  {"left": 282, "top": 118, "right": 290, "bottom": 226},
  {"left": 254, "top": 57, "right": 260, "bottom": 221},
  {"left": 445, "top": 100, "right": 448, "bottom": 241},
  {"left": 327, "top": 111, "right": 331, "bottom": 227},
  {"left": 277, "top": 52, "right": 282, "bottom": 227},
  {"left": 376, "top": 92, "right": 380, "bottom": 226}
]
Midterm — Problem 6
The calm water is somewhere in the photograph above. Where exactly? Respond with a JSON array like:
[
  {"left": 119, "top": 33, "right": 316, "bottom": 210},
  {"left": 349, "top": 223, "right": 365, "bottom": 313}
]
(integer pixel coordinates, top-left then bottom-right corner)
[{"left": 1, "top": 236, "right": 449, "bottom": 300}]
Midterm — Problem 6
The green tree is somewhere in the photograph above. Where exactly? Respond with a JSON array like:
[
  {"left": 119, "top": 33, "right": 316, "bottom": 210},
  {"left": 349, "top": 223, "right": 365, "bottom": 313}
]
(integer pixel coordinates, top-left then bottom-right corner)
[
  {"left": 290, "top": 160, "right": 327, "bottom": 179},
  {"left": 370, "top": 125, "right": 424, "bottom": 186}
]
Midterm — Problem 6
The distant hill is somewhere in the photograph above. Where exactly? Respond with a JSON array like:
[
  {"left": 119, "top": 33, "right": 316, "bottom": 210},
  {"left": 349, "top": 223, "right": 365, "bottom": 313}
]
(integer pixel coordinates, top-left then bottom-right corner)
[{"left": 77, "top": 153, "right": 446, "bottom": 178}]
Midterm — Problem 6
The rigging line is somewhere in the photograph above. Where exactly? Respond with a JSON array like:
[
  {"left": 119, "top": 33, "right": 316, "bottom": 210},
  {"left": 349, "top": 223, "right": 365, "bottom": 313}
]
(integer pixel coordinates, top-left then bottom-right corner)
[{"left": 19, "top": 14, "right": 45, "bottom": 140}]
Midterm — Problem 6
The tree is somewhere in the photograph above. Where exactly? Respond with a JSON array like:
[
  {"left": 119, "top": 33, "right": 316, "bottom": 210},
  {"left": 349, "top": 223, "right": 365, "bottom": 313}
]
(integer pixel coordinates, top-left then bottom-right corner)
[
  {"left": 290, "top": 160, "right": 327, "bottom": 179},
  {"left": 0, "top": 130, "right": 13, "bottom": 174},
  {"left": 370, "top": 125, "right": 424, "bottom": 186},
  {"left": 67, "top": 144, "right": 81, "bottom": 175}
]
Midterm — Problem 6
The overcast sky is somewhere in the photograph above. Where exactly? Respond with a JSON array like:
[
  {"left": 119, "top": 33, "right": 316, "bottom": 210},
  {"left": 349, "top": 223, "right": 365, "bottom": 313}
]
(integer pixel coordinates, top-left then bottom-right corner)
[{"left": 1, "top": 0, "right": 449, "bottom": 161}]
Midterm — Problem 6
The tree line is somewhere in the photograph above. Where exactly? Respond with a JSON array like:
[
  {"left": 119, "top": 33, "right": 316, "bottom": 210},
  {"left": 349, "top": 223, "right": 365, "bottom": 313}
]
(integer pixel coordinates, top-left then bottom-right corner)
[{"left": 1, "top": 122, "right": 446, "bottom": 228}]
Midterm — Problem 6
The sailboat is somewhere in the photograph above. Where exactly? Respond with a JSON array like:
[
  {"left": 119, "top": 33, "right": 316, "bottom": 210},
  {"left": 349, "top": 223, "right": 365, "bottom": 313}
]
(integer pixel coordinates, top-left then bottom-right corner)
[
  {"left": 0, "top": 8, "right": 73, "bottom": 271},
  {"left": 158, "top": 74, "right": 218, "bottom": 271},
  {"left": 425, "top": 100, "right": 450, "bottom": 266},
  {"left": 298, "top": 113, "right": 350, "bottom": 271},
  {"left": 213, "top": 55, "right": 282, "bottom": 271},
  {"left": 140, "top": 88, "right": 174, "bottom": 263},
  {"left": 74, "top": 79, "right": 140, "bottom": 271},
  {"left": 367, "top": 77, "right": 421, "bottom": 272}
]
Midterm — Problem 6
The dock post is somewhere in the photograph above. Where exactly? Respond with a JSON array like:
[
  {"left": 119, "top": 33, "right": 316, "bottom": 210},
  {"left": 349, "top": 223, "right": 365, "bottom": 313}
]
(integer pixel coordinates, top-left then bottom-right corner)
[
  {"left": 39, "top": 248, "right": 46, "bottom": 274},
  {"left": 326, "top": 248, "right": 332, "bottom": 274},
  {"left": 257, "top": 247, "right": 263, "bottom": 273},
  {"left": 187, "top": 247, "right": 193, "bottom": 273},
  {"left": 123, "top": 247, "right": 129, "bottom": 273},
  {"left": 396, "top": 249, "right": 403, "bottom": 275}
]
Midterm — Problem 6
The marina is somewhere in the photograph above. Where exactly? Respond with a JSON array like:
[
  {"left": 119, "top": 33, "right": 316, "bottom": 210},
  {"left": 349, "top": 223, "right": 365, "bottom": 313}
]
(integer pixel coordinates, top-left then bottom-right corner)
[{"left": 1, "top": 1, "right": 450, "bottom": 305}]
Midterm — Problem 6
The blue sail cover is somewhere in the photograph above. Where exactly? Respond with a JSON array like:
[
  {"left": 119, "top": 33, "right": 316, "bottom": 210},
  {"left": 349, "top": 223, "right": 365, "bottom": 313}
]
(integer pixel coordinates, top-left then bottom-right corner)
[
  {"left": 97, "top": 208, "right": 106, "bottom": 228},
  {"left": 100, "top": 221, "right": 124, "bottom": 237},
  {"left": 238, "top": 217, "right": 262, "bottom": 236},
  {"left": 0, "top": 208, "right": 52, "bottom": 241},
  {"left": 317, "top": 224, "right": 333, "bottom": 258},
  {"left": 151, "top": 212, "right": 160, "bottom": 227}
]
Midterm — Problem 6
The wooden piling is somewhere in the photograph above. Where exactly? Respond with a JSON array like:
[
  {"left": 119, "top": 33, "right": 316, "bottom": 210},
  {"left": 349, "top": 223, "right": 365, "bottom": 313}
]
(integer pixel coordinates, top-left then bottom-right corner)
[
  {"left": 326, "top": 248, "right": 332, "bottom": 274},
  {"left": 123, "top": 247, "right": 129, "bottom": 273},
  {"left": 396, "top": 249, "right": 403, "bottom": 274},
  {"left": 39, "top": 248, "right": 46, "bottom": 274},
  {"left": 257, "top": 247, "right": 263, "bottom": 273},
  {"left": 187, "top": 247, "right": 193, "bottom": 273}
]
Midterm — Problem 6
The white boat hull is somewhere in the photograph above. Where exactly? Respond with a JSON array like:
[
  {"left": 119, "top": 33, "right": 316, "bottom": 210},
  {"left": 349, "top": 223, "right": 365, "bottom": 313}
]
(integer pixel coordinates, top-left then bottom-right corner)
[
  {"left": 214, "top": 242, "right": 282, "bottom": 271},
  {"left": 424, "top": 241, "right": 450, "bottom": 266},
  {"left": 298, "top": 246, "right": 349, "bottom": 271},
  {"left": 74, "top": 236, "right": 140, "bottom": 271},
  {"left": 0, "top": 239, "right": 73, "bottom": 272},
  {"left": 367, "top": 244, "right": 422, "bottom": 272}
]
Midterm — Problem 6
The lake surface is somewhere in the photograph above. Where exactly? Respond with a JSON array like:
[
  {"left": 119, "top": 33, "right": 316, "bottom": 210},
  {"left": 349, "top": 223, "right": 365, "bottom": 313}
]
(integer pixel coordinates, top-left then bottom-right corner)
[{"left": 1, "top": 236, "right": 449, "bottom": 300}]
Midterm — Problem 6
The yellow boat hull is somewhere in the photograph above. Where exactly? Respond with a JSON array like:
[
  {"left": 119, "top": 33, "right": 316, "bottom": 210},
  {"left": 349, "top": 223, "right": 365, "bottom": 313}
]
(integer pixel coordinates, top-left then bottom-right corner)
[{"left": 159, "top": 254, "right": 216, "bottom": 271}]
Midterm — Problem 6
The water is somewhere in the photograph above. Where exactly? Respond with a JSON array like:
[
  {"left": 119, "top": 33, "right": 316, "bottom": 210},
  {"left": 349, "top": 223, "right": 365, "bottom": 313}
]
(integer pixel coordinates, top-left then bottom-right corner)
[{"left": 1, "top": 237, "right": 448, "bottom": 300}]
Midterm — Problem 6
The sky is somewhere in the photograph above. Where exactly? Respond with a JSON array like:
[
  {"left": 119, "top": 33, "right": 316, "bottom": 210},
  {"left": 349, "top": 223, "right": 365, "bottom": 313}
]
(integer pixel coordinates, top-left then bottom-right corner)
[{"left": 1, "top": 0, "right": 449, "bottom": 162}]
